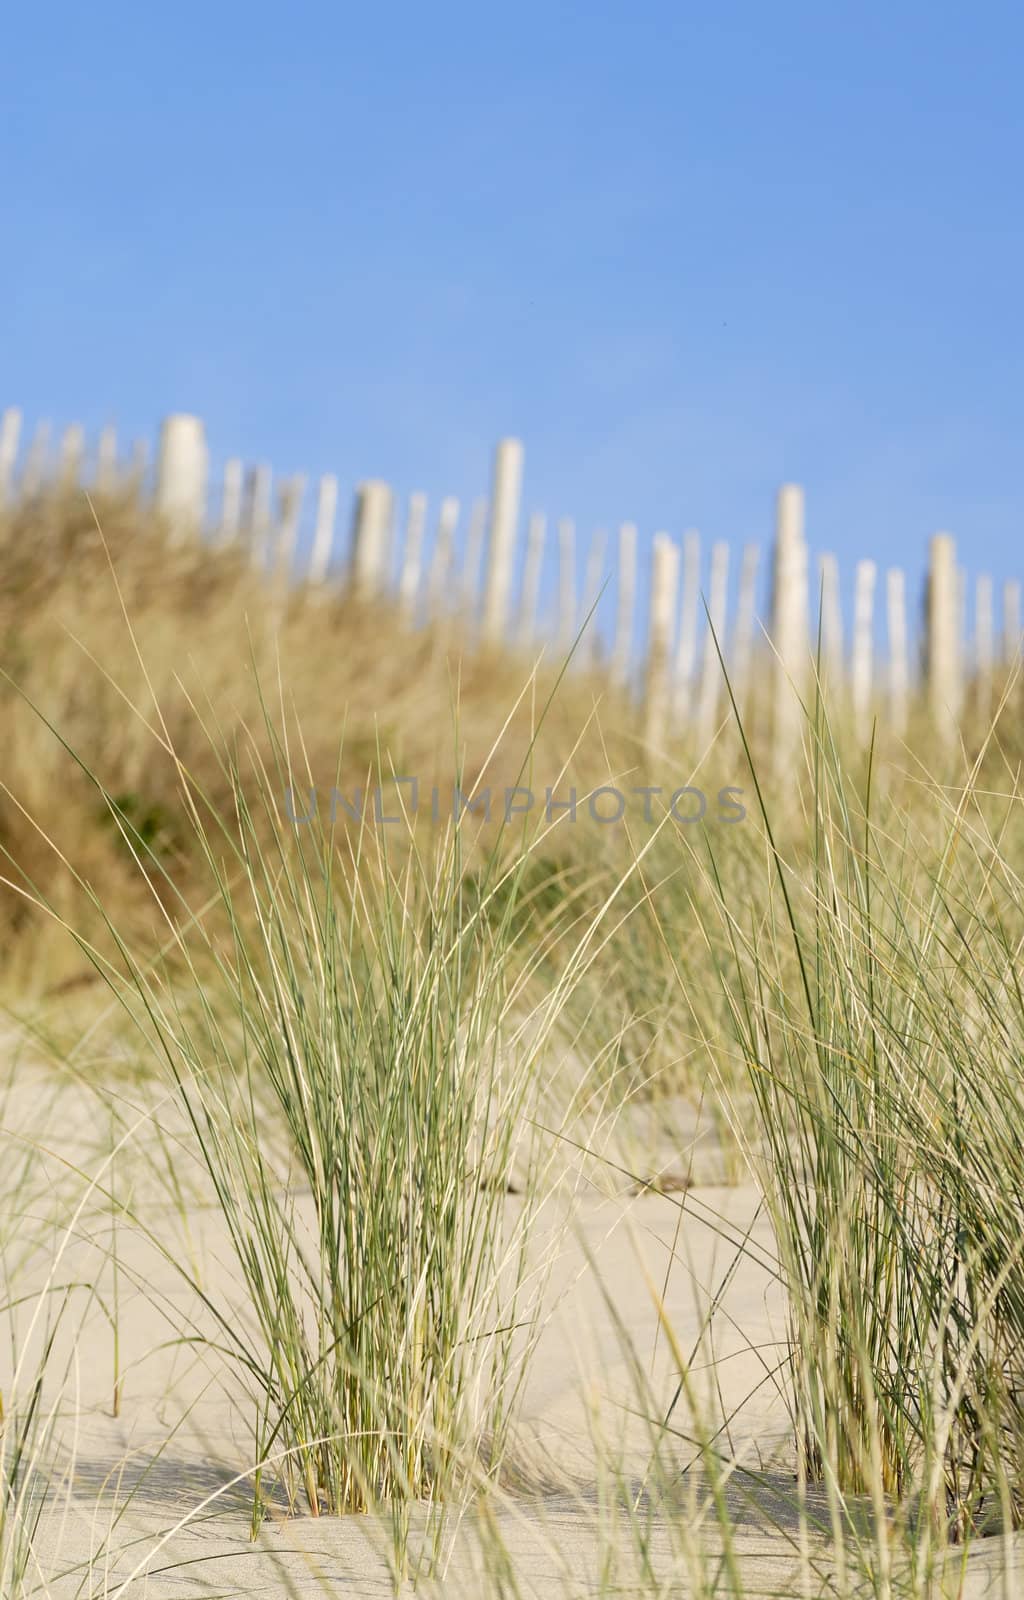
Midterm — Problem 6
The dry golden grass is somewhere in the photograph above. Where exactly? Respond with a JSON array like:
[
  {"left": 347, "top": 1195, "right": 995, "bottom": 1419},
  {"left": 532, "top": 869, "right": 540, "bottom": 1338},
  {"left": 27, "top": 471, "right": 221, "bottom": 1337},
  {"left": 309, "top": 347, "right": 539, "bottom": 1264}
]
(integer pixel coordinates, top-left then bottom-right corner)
[
  {"left": 0, "top": 489, "right": 637, "bottom": 993},
  {"left": 2, "top": 486, "right": 1021, "bottom": 1109}
]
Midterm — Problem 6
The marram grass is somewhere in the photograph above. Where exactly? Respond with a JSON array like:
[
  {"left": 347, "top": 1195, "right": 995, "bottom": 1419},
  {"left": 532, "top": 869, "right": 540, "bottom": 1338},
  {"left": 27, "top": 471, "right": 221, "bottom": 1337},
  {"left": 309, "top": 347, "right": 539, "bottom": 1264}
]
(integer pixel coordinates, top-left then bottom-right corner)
[{"left": 5, "top": 493, "right": 1024, "bottom": 1593}]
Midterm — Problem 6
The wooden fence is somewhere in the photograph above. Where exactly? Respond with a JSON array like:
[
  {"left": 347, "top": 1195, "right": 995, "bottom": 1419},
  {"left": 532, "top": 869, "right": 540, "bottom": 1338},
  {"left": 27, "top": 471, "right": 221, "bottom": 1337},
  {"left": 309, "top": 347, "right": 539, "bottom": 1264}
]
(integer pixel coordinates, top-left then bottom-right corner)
[{"left": 1, "top": 406, "right": 1020, "bottom": 758}]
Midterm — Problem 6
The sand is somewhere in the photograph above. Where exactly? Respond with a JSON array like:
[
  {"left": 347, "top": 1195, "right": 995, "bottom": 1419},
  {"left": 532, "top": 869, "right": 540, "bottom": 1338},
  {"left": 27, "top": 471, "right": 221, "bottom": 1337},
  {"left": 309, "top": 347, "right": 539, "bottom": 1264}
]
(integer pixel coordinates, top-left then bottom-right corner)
[{"left": 2, "top": 1048, "right": 1018, "bottom": 1597}]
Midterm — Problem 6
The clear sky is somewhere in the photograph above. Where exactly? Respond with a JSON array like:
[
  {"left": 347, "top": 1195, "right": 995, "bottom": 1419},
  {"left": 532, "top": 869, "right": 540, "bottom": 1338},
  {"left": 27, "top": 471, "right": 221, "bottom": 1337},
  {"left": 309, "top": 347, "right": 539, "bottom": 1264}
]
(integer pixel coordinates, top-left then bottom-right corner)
[{"left": 3, "top": 1, "right": 1022, "bottom": 629}]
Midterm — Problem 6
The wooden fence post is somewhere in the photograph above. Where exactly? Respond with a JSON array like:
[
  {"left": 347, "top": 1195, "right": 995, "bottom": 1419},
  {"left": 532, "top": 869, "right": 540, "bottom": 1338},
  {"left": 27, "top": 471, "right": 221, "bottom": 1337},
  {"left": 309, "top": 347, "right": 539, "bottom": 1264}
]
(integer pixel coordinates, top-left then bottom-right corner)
[
  {"left": 127, "top": 439, "right": 148, "bottom": 496},
  {"left": 154, "top": 414, "right": 208, "bottom": 540},
  {"left": 927, "top": 533, "right": 959, "bottom": 742},
  {"left": 611, "top": 521, "right": 637, "bottom": 692},
  {"left": 95, "top": 425, "right": 118, "bottom": 493},
  {"left": 517, "top": 511, "right": 546, "bottom": 651},
  {"left": 958, "top": 568, "right": 968, "bottom": 681},
  {"left": 557, "top": 517, "right": 577, "bottom": 653},
  {"left": 308, "top": 474, "right": 338, "bottom": 583},
  {"left": 0, "top": 407, "right": 21, "bottom": 507},
  {"left": 399, "top": 492, "right": 428, "bottom": 623},
  {"left": 975, "top": 575, "right": 994, "bottom": 722},
  {"left": 672, "top": 531, "right": 700, "bottom": 725},
  {"left": 58, "top": 424, "right": 85, "bottom": 490},
  {"left": 481, "top": 438, "right": 523, "bottom": 646},
  {"left": 644, "top": 533, "right": 680, "bottom": 755},
  {"left": 275, "top": 474, "right": 306, "bottom": 582},
  {"left": 731, "top": 542, "right": 760, "bottom": 720},
  {"left": 1003, "top": 579, "right": 1022, "bottom": 665},
  {"left": 351, "top": 480, "right": 394, "bottom": 601},
  {"left": 427, "top": 496, "right": 459, "bottom": 623},
  {"left": 772, "top": 484, "right": 808, "bottom": 773},
  {"left": 851, "top": 559, "right": 876, "bottom": 740},
  {"left": 696, "top": 540, "right": 730, "bottom": 744},
  {"left": 219, "top": 459, "right": 243, "bottom": 545},
  {"left": 22, "top": 421, "right": 51, "bottom": 496},
  {"left": 817, "top": 552, "right": 844, "bottom": 691},
  {"left": 886, "top": 569, "right": 909, "bottom": 737},
  {"left": 245, "top": 466, "right": 273, "bottom": 569},
  {"left": 460, "top": 497, "right": 488, "bottom": 625},
  {"left": 581, "top": 528, "right": 607, "bottom": 666}
]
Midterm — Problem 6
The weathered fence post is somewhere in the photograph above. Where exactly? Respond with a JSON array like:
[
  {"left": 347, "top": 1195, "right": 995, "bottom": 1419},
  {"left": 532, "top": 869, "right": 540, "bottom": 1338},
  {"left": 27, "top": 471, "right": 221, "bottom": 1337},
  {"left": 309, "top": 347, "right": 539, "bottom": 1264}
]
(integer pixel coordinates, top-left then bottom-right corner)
[
  {"left": 95, "top": 424, "right": 118, "bottom": 493},
  {"left": 958, "top": 567, "right": 968, "bottom": 679},
  {"left": 696, "top": 540, "right": 730, "bottom": 745},
  {"left": 0, "top": 407, "right": 21, "bottom": 507},
  {"left": 851, "top": 559, "right": 877, "bottom": 741},
  {"left": 399, "top": 492, "right": 428, "bottom": 623},
  {"left": 481, "top": 438, "right": 523, "bottom": 646},
  {"left": 731, "top": 542, "right": 760, "bottom": 719},
  {"left": 219, "top": 459, "right": 243, "bottom": 545},
  {"left": 154, "top": 414, "right": 208, "bottom": 540},
  {"left": 22, "top": 421, "right": 51, "bottom": 496},
  {"left": 1004, "top": 579, "right": 1022, "bottom": 665},
  {"left": 517, "top": 511, "right": 546, "bottom": 651},
  {"left": 308, "top": 474, "right": 338, "bottom": 583},
  {"left": 58, "top": 424, "right": 85, "bottom": 490},
  {"left": 886, "top": 569, "right": 909, "bottom": 737},
  {"left": 427, "top": 496, "right": 459, "bottom": 623},
  {"left": 644, "top": 533, "right": 680, "bottom": 755},
  {"left": 581, "top": 528, "right": 607, "bottom": 666},
  {"left": 243, "top": 465, "right": 273, "bottom": 568},
  {"left": 926, "top": 533, "right": 959, "bottom": 742},
  {"left": 975, "top": 574, "right": 994, "bottom": 722},
  {"left": 771, "top": 484, "right": 808, "bottom": 774},
  {"left": 672, "top": 531, "right": 700, "bottom": 725},
  {"left": 557, "top": 517, "right": 577, "bottom": 652},
  {"left": 817, "top": 552, "right": 844, "bottom": 691},
  {"left": 611, "top": 521, "right": 637, "bottom": 692},
  {"left": 460, "top": 497, "right": 488, "bottom": 625},
  {"left": 275, "top": 474, "right": 306, "bottom": 582},
  {"left": 127, "top": 439, "right": 148, "bottom": 496},
  {"left": 351, "top": 480, "right": 394, "bottom": 601}
]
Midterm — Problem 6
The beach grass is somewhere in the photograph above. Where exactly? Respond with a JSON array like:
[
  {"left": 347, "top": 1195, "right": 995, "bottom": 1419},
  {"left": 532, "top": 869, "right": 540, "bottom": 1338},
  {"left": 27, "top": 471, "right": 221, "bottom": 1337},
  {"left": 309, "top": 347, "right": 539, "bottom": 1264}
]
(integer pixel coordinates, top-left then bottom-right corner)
[{"left": 2, "top": 489, "right": 1024, "bottom": 1594}]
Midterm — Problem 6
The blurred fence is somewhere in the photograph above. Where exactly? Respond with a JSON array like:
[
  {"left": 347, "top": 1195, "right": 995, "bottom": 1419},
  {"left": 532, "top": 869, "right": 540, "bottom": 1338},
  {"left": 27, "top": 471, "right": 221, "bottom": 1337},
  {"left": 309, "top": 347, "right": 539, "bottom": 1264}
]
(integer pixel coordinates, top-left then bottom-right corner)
[{"left": 1, "top": 405, "right": 1019, "bottom": 761}]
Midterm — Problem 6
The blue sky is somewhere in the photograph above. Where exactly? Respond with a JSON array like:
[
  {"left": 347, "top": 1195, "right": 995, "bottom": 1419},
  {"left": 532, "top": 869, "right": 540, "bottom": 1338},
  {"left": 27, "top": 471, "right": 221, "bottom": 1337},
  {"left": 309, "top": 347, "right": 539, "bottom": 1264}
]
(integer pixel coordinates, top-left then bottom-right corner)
[{"left": 3, "top": 1, "right": 1022, "bottom": 634}]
